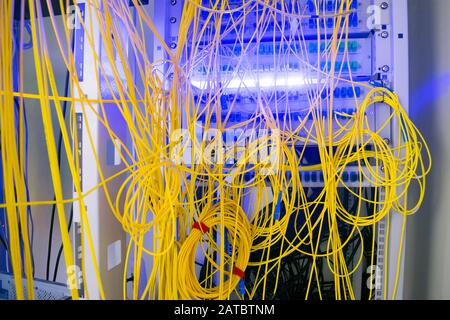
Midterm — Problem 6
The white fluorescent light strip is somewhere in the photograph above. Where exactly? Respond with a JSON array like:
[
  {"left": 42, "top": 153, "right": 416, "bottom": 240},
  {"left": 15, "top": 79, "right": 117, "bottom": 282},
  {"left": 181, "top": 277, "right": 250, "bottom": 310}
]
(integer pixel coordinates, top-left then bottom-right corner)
[{"left": 191, "top": 73, "right": 319, "bottom": 90}]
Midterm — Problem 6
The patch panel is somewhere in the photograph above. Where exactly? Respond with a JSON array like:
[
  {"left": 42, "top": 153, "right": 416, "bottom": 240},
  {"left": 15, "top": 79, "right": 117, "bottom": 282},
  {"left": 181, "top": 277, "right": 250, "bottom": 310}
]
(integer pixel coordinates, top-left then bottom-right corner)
[
  {"left": 308, "top": 40, "right": 361, "bottom": 54},
  {"left": 307, "top": 12, "right": 359, "bottom": 30},
  {"left": 218, "top": 39, "right": 364, "bottom": 56},
  {"left": 320, "top": 60, "right": 361, "bottom": 72},
  {"left": 194, "top": 82, "right": 367, "bottom": 109},
  {"left": 197, "top": 61, "right": 366, "bottom": 75},
  {"left": 306, "top": 0, "right": 359, "bottom": 12},
  {"left": 195, "top": 85, "right": 364, "bottom": 103},
  {"left": 196, "top": 109, "right": 371, "bottom": 135},
  {"left": 197, "top": 0, "right": 371, "bottom": 42},
  {"left": 227, "top": 167, "right": 374, "bottom": 189},
  {"left": 191, "top": 167, "right": 371, "bottom": 189},
  {"left": 201, "top": 0, "right": 360, "bottom": 13},
  {"left": 301, "top": 169, "right": 362, "bottom": 184},
  {"left": 194, "top": 36, "right": 373, "bottom": 83}
]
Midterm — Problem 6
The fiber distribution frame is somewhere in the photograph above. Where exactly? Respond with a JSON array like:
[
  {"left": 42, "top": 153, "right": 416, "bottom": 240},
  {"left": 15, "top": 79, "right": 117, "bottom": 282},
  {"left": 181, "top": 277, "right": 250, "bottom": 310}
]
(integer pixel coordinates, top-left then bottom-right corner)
[
  {"left": 163, "top": 0, "right": 415, "bottom": 300},
  {"left": 0, "top": 0, "right": 430, "bottom": 301}
]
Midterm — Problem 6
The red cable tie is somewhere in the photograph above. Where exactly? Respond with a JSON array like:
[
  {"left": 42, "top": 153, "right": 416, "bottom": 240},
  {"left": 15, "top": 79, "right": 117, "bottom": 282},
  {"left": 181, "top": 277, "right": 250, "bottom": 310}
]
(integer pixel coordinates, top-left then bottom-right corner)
[
  {"left": 192, "top": 221, "right": 210, "bottom": 233},
  {"left": 232, "top": 266, "right": 245, "bottom": 279}
]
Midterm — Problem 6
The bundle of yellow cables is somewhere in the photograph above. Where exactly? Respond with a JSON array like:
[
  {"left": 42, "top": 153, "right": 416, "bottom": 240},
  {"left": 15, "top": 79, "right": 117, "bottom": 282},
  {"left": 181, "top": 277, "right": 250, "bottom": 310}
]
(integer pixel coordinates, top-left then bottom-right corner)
[{"left": 178, "top": 200, "right": 252, "bottom": 300}]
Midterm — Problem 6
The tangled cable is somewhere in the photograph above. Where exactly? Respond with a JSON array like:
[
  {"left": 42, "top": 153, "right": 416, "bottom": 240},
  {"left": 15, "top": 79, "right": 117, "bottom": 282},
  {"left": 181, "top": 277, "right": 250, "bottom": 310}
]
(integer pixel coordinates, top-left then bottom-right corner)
[
  {"left": 178, "top": 200, "right": 252, "bottom": 299},
  {"left": 0, "top": 0, "right": 431, "bottom": 300}
]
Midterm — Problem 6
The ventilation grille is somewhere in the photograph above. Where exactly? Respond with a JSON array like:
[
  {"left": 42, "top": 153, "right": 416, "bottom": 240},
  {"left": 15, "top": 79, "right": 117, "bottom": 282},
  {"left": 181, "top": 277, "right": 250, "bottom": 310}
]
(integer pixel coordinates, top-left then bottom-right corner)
[{"left": 0, "top": 273, "right": 69, "bottom": 300}]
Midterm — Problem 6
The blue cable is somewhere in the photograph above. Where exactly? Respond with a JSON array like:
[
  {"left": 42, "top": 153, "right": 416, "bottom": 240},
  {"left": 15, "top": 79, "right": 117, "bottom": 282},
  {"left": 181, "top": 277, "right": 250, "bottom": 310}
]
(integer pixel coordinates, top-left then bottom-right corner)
[
  {"left": 274, "top": 192, "right": 282, "bottom": 221},
  {"left": 10, "top": 22, "right": 35, "bottom": 275},
  {"left": 22, "top": 22, "right": 33, "bottom": 50}
]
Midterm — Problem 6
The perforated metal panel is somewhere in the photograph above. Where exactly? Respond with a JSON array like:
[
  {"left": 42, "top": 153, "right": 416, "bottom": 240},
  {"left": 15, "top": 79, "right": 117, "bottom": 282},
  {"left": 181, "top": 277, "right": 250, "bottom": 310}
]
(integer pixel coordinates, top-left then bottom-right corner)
[{"left": 0, "top": 273, "right": 70, "bottom": 300}]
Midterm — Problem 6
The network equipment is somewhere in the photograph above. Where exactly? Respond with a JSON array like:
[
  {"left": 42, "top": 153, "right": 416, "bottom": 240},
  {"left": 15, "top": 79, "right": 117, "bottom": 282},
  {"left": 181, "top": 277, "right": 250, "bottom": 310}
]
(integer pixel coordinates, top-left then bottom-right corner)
[
  {"left": 0, "top": 0, "right": 430, "bottom": 300},
  {"left": 0, "top": 272, "right": 70, "bottom": 300}
]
